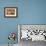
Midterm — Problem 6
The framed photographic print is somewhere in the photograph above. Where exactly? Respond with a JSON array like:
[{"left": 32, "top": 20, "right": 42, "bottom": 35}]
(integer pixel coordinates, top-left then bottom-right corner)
[
  {"left": 18, "top": 24, "right": 46, "bottom": 42},
  {"left": 4, "top": 7, "right": 18, "bottom": 18}
]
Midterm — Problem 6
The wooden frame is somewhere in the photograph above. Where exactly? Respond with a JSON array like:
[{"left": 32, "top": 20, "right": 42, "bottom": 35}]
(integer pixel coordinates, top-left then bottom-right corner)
[{"left": 4, "top": 7, "right": 18, "bottom": 18}]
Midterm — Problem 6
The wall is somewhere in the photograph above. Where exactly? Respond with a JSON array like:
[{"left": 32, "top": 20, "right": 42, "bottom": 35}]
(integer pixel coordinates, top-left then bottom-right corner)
[{"left": 0, "top": 0, "right": 46, "bottom": 44}]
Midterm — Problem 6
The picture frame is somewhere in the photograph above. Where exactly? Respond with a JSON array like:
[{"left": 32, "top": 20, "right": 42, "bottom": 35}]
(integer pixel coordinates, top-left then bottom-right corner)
[
  {"left": 4, "top": 7, "right": 18, "bottom": 18},
  {"left": 18, "top": 24, "right": 46, "bottom": 42}
]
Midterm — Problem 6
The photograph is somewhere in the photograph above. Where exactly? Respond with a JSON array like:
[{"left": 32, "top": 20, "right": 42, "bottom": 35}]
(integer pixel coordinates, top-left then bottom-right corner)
[
  {"left": 18, "top": 24, "right": 46, "bottom": 41},
  {"left": 4, "top": 7, "right": 18, "bottom": 18}
]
